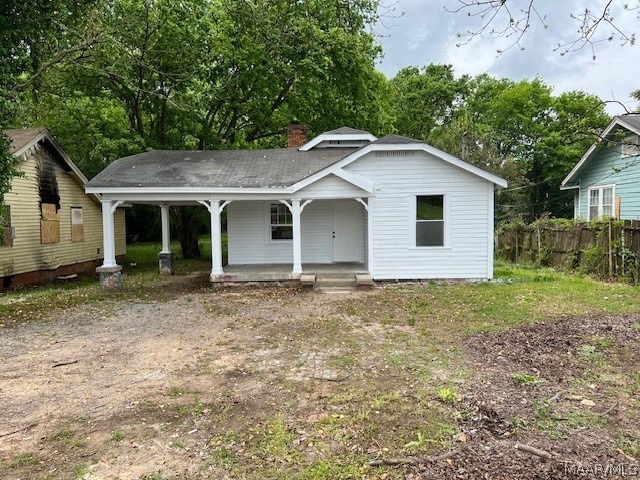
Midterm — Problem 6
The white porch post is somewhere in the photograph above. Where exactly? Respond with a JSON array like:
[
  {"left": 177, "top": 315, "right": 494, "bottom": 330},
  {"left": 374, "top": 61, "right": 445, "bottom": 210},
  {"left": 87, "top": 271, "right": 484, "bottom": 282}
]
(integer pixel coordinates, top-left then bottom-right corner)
[
  {"left": 101, "top": 200, "right": 117, "bottom": 268},
  {"left": 158, "top": 204, "right": 174, "bottom": 275},
  {"left": 96, "top": 199, "right": 123, "bottom": 288},
  {"left": 160, "top": 204, "right": 171, "bottom": 254},
  {"left": 210, "top": 200, "right": 223, "bottom": 277},
  {"left": 292, "top": 199, "right": 302, "bottom": 274}
]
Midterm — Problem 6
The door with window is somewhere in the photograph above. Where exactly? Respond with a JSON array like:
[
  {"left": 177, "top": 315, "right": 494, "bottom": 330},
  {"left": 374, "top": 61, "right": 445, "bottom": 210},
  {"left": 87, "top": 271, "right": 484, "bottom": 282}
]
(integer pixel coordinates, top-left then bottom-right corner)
[{"left": 332, "top": 200, "right": 363, "bottom": 262}]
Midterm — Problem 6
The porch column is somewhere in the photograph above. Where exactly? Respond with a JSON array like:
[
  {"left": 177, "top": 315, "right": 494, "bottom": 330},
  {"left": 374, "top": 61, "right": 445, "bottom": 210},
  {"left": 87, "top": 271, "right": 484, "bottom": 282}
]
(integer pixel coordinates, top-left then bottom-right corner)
[
  {"left": 96, "top": 199, "right": 122, "bottom": 288},
  {"left": 101, "top": 200, "right": 117, "bottom": 267},
  {"left": 210, "top": 200, "right": 223, "bottom": 277},
  {"left": 292, "top": 199, "right": 302, "bottom": 275},
  {"left": 158, "top": 204, "right": 174, "bottom": 275}
]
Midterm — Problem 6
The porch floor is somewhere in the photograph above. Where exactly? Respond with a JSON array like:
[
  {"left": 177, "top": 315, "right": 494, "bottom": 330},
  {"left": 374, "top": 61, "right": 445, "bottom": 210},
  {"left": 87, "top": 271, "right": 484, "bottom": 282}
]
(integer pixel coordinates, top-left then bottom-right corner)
[{"left": 213, "top": 262, "right": 368, "bottom": 283}]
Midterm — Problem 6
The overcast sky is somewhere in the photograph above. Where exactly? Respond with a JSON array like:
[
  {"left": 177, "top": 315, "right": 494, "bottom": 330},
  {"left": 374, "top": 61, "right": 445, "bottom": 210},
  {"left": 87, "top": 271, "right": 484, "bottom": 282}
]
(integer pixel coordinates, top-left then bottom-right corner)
[{"left": 375, "top": 1, "right": 639, "bottom": 115}]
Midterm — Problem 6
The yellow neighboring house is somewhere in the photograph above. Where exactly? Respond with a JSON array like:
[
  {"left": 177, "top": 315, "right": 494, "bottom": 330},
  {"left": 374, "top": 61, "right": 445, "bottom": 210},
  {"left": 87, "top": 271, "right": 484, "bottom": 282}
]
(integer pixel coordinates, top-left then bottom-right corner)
[{"left": 1, "top": 128, "right": 126, "bottom": 289}]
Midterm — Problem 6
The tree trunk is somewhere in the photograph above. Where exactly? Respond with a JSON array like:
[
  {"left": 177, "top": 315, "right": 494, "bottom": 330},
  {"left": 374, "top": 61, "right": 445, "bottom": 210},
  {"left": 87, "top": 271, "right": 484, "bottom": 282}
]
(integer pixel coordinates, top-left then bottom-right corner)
[{"left": 171, "top": 206, "right": 202, "bottom": 259}]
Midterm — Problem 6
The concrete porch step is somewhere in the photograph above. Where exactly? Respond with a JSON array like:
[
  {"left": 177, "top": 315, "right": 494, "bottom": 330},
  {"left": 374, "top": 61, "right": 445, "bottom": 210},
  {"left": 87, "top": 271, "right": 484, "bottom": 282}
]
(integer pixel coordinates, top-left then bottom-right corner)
[
  {"left": 312, "top": 272, "right": 374, "bottom": 290},
  {"left": 314, "top": 275, "right": 357, "bottom": 288}
]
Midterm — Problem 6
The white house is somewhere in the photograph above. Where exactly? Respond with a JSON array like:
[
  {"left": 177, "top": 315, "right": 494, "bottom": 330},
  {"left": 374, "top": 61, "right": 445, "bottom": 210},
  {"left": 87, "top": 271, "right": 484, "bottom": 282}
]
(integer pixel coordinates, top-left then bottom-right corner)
[{"left": 85, "top": 126, "right": 507, "bottom": 286}]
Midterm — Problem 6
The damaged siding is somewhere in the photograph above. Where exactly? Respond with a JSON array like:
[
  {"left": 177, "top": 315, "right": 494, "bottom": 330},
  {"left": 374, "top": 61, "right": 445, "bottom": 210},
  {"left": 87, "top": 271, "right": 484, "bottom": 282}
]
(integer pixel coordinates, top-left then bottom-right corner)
[{"left": 1, "top": 144, "right": 126, "bottom": 281}]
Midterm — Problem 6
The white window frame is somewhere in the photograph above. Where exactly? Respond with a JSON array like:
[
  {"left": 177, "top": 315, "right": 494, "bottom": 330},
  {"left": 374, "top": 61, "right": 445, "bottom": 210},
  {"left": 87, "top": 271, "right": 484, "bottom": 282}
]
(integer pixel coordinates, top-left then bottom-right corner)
[
  {"left": 411, "top": 194, "right": 450, "bottom": 249},
  {"left": 621, "top": 134, "right": 640, "bottom": 158},
  {"left": 588, "top": 184, "right": 615, "bottom": 220},
  {"left": 267, "top": 202, "right": 293, "bottom": 243},
  {"left": 71, "top": 206, "right": 84, "bottom": 242}
]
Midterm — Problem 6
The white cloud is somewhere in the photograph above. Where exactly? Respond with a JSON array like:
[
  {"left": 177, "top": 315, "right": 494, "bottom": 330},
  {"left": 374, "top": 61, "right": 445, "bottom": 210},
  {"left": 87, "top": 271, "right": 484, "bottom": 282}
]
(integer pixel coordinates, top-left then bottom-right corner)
[{"left": 376, "top": 0, "right": 640, "bottom": 114}]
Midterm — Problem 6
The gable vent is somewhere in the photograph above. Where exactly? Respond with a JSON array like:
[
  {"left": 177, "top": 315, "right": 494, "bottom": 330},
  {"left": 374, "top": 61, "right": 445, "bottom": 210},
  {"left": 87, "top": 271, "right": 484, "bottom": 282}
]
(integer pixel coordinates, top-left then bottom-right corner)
[
  {"left": 374, "top": 150, "right": 414, "bottom": 157},
  {"left": 326, "top": 139, "right": 370, "bottom": 147}
]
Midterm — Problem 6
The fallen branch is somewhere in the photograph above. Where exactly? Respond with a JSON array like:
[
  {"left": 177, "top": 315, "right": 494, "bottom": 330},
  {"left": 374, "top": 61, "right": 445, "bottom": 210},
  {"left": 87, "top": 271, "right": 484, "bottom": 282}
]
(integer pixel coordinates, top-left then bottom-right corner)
[
  {"left": 549, "top": 390, "right": 564, "bottom": 402},
  {"left": 0, "top": 422, "right": 38, "bottom": 438},
  {"left": 369, "top": 457, "right": 421, "bottom": 466},
  {"left": 311, "top": 373, "right": 352, "bottom": 382},
  {"left": 53, "top": 360, "right": 78, "bottom": 368},
  {"left": 369, "top": 448, "right": 459, "bottom": 466},
  {"left": 515, "top": 443, "right": 552, "bottom": 459},
  {"left": 601, "top": 402, "right": 618, "bottom": 416}
]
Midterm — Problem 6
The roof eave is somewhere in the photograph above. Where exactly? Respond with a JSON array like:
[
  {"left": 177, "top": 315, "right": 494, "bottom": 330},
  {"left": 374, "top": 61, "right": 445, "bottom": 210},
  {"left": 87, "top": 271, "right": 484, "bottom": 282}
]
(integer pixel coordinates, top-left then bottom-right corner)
[
  {"left": 299, "top": 133, "right": 378, "bottom": 151},
  {"left": 85, "top": 186, "right": 297, "bottom": 195},
  {"left": 560, "top": 115, "right": 637, "bottom": 187}
]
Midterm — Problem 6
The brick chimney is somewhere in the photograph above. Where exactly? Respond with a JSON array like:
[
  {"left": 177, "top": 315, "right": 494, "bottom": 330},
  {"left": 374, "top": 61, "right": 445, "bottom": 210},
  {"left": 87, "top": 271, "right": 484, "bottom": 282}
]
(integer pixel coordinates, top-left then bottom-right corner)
[{"left": 287, "top": 121, "right": 308, "bottom": 148}]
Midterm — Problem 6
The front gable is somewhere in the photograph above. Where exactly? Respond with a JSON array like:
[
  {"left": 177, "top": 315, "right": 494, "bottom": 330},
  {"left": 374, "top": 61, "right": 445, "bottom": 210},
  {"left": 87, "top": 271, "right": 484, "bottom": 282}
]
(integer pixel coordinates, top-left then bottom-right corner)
[
  {"left": 562, "top": 115, "right": 640, "bottom": 189},
  {"left": 298, "top": 136, "right": 507, "bottom": 192},
  {"left": 295, "top": 173, "right": 370, "bottom": 198}
]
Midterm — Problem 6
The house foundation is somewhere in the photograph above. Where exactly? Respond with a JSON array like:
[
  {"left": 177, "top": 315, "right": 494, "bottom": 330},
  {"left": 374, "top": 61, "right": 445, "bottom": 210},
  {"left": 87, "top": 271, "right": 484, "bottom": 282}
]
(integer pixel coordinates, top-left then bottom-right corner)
[
  {"left": 158, "top": 252, "right": 175, "bottom": 275},
  {"left": 96, "top": 265, "right": 123, "bottom": 288}
]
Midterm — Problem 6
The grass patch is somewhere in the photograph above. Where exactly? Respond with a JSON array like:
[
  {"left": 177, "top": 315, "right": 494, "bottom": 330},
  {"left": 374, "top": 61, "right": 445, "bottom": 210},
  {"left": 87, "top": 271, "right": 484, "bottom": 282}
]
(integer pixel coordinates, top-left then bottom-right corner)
[
  {"left": 435, "top": 386, "right": 457, "bottom": 404},
  {"left": 2, "top": 452, "right": 41, "bottom": 469},
  {"left": 50, "top": 428, "right": 84, "bottom": 450},
  {"left": 511, "top": 373, "right": 540, "bottom": 385},
  {"left": 344, "top": 262, "right": 640, "bottom": 341}
]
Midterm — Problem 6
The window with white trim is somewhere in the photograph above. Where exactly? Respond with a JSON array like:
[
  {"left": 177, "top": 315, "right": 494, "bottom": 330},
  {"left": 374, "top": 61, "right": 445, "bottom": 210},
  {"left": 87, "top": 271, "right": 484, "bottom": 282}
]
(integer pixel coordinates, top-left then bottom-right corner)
[
  {"left": 588, "top": 185, "right": 614, "bottom": 220},
  {"left": 621, "top": 134, "right": 640, "bottom": 158},
  {"left": 71, "top": 207, "right": 84, "bottom": 242},
  {"left": 416, "top": 195, "right": 444, "bottom": 247},
  {"left": 270, "top": 203, "right": 292, "bottom": 240}
]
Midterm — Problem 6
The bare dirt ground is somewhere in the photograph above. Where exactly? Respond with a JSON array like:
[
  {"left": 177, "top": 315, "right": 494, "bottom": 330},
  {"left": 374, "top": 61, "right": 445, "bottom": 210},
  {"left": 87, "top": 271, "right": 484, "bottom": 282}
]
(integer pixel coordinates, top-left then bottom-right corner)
[{"left": 1, "top": 276, "right": 639, "bottom": 479}]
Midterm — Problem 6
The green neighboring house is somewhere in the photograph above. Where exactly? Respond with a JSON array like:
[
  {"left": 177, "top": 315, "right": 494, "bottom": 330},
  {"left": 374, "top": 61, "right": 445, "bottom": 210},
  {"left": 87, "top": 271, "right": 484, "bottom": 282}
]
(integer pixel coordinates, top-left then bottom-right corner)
[{"left": 562, "top": 114, "right": 640, "bottom": 220}]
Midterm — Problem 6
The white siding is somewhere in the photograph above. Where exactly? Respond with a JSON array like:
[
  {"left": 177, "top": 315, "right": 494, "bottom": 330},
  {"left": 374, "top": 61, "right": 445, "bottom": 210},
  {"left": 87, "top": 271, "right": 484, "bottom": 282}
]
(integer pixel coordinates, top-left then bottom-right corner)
[
  {"left": 297, "top": 174, "right": 367, "bottom": 198},
  {"left": 347, "top": 151, "right": 494, "bottom": 279},
  {"left": 227, "top": 200, "right": 333, "bottom": 265}
]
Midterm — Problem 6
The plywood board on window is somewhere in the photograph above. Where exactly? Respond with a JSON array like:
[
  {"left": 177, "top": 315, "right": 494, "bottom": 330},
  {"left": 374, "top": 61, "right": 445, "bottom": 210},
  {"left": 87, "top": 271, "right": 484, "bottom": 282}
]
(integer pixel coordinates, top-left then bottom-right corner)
[
  {"left": 41, "top": 203, "right": 59, "bottom": 220},
  {"left": 41, "top": 219, "right": 60, "bottom": 244},
  {"left": 71, "top": 223, "right": 84, "bottom": 242}
]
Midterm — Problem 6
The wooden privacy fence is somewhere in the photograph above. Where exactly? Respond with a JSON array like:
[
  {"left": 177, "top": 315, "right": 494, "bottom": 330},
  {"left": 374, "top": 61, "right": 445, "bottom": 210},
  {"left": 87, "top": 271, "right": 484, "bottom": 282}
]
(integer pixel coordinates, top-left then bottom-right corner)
[{"left": 496, "top": 219, "right": 640, "bottom": 283}]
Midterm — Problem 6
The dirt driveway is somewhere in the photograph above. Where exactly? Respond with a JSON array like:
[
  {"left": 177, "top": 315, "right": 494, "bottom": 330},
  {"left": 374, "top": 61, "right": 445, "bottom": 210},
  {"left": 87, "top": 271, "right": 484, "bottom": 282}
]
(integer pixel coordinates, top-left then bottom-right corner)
[{"left": 1, "top": 278, "right": 639, "bottom": 479}]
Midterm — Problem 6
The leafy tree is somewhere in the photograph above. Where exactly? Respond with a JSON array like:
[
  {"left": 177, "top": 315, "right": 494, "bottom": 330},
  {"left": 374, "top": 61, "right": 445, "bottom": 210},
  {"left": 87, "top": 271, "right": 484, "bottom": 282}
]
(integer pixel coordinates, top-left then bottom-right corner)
[
  {"left": 391, "top": 67, "right": 611, "bottom": 220},
  {"left": 0, "top": 0, "right": 100, "bottom": 206},
  {"left": 30, "top": 0, "right": 389, "bottom": 258},
  {"left": 390, "top": 64, "right": 468, "bottom": 141},
  {"left": 462, "top": 76, "right": 610, "bottom": 219}
]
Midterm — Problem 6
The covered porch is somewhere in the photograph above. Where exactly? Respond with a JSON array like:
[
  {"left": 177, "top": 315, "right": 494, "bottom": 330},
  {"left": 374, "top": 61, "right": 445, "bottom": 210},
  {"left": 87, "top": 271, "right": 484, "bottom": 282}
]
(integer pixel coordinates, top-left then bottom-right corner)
[{"left": 95, "top": 196, "right": 372, "bottom": 287}]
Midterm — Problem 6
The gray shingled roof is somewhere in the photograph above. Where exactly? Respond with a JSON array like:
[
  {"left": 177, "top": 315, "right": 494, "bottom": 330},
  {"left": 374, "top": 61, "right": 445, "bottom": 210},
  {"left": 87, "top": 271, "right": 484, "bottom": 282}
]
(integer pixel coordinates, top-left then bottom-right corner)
[
  {"left": 323, "top": 127, "right": 372, "bottom": 135},
  {"left": 618, "top": 114, "right": 640, "bottom": 131},
  {"left": 86, "top": 148, "right": 355, "bottom": 189},
  {"left": 373, "top": 134, "right": 423, "bottom": 144}
]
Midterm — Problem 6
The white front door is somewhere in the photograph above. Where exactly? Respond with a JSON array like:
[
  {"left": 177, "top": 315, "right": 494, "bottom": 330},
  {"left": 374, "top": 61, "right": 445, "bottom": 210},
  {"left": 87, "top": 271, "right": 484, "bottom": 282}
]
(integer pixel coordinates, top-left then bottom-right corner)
[{"left": 332, "top": 200, "right": 363, "bottom": 262}]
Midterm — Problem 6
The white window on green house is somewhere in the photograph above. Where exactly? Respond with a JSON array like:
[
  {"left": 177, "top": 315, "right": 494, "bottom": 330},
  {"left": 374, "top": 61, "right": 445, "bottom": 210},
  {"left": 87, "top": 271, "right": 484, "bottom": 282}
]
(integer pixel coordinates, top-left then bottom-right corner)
[
  {"left": 416, "top": 195, "right": 444, "bottom": 247},
  {"left": 270, "top": 203, "right": 293, "bottom": 241},
  {"left": 588, "top": 185, "right": 614, "bottom": 220}
]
